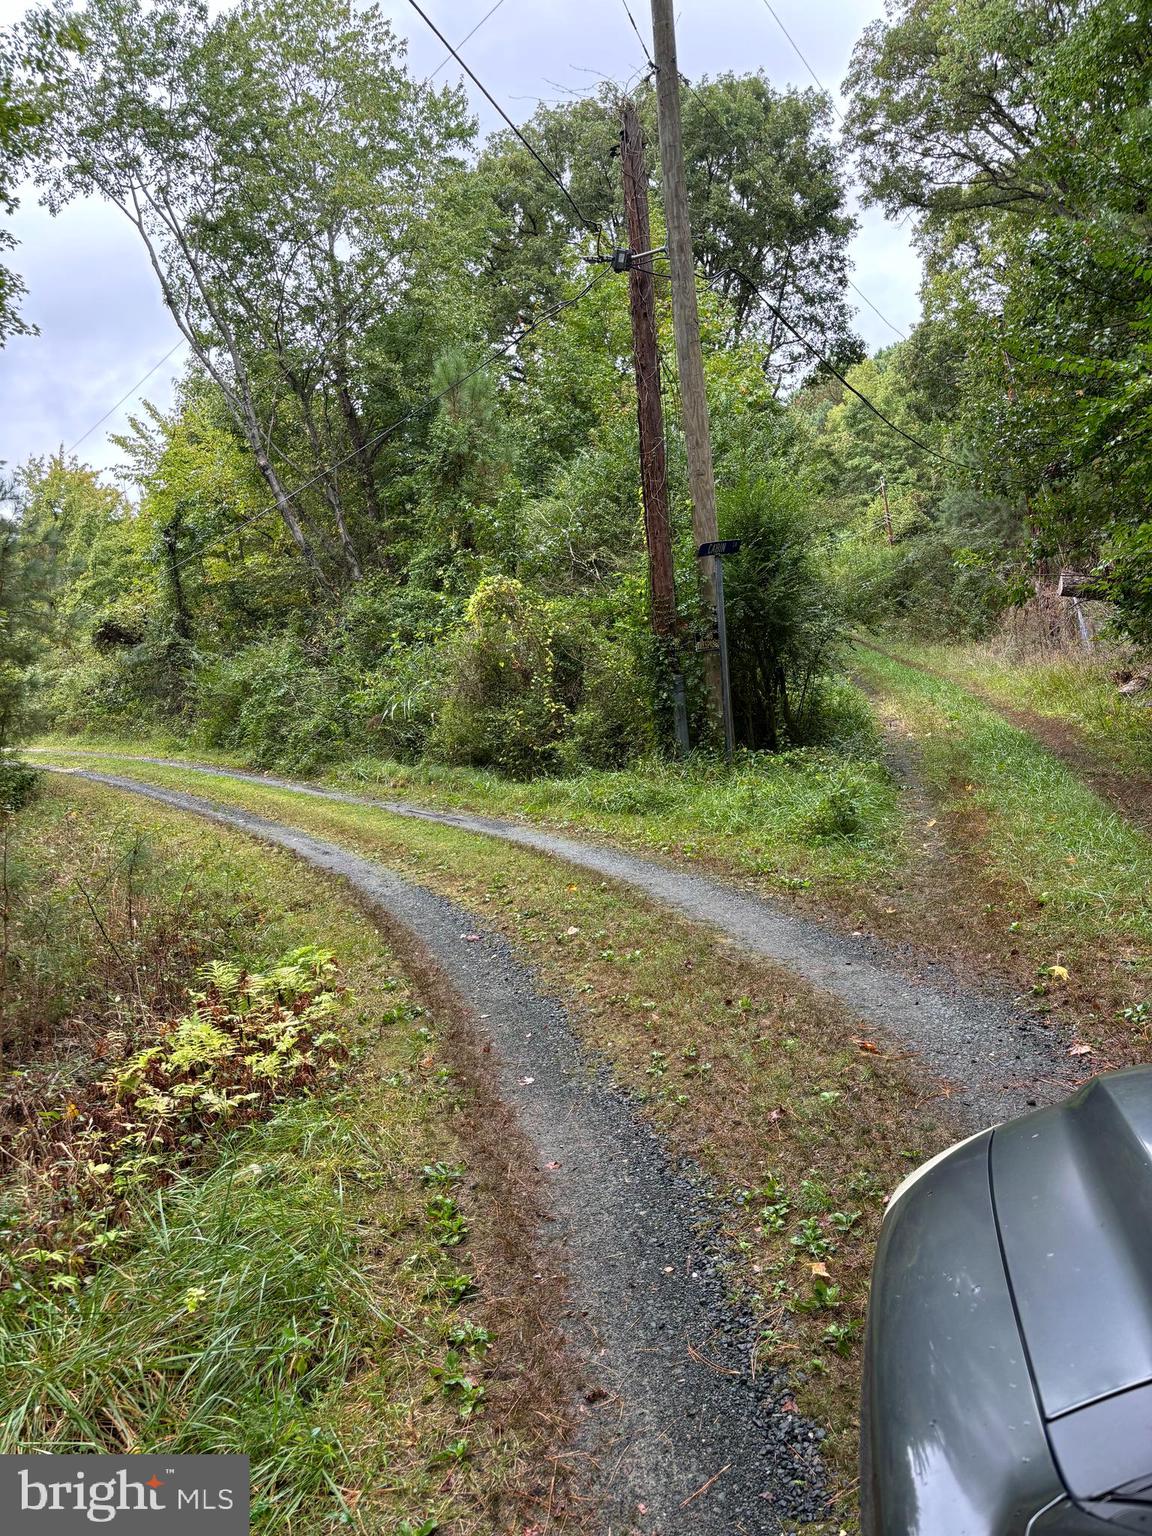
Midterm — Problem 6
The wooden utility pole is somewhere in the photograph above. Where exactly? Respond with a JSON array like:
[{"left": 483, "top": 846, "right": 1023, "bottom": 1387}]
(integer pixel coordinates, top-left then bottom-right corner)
[
  {"left": 619, "top": 97, "right": 677, "bottom": 644},
  {"left": 649, "top": 0, "right": 724, "bottom": 732},
  {"left": 880, "top": 478, "right": 894, "bottom": 546}
]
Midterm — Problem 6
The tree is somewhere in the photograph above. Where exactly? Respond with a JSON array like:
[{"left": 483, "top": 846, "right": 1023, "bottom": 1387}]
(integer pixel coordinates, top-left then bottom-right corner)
[
  {"left": 35, "top": 0, "right": 474, "bottom": 585},
  {"left": 845, "top": 0, "right": 1152, "bottom": 638},
  {"left": 474, "top": 75, "right": 858, "bottom": 389},
  {"left": 0, "top": 7, "right": 74, "bottom": 344}
]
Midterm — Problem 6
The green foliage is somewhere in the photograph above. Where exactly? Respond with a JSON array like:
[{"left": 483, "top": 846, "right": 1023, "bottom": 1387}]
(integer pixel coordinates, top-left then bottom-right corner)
[
  {"left": 38, "top": 0, "right": 474, "bottom": 583},
  {"left": 828, "top": 522, "right": 1013, "bottom": 639},
  {"left": 430, "top": 578, "right": 656, "bottom": 777},
  {"left": 4, "top": 947, "right": 347, "bottom": 1286},
  {"left": 845, "top": 0, "right": 1152, "bottom": 642},
  {"left": 717, "top": 468, "right": 841, "bottom": 749},
  {"left": 0, "top": 9, "right": 77, "bottom": 341},
  {"left": 430, "top": 577, "right": 564, "bottom": 776},
  {"left": 0, "top": 759, "right": 38, "bottom": 811}
]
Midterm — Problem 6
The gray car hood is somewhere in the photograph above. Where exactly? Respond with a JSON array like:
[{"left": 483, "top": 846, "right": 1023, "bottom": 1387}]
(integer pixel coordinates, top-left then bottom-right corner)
[{"left": 992, "top": 1068, "right": 1152, "bottom": 1511}]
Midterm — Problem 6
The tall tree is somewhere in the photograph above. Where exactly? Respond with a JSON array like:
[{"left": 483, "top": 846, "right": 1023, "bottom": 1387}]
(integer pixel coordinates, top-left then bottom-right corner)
[
  {"left": 35, "top": 0, "right": 473, "bottom": 584},
  {"left": 845, "top": 0, "right": 1152, "bottom": 637},
  {"left": 0, "top": 7, "right": 74, "bottom": 345},
  {"left": 474, "top": 76, "right": 858, "bottom": 388}
]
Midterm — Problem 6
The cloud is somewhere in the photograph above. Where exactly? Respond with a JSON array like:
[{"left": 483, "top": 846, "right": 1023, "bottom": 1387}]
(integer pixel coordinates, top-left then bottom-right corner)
[{"left": 0, "top": 0, "right": 920, "bottom": 477}]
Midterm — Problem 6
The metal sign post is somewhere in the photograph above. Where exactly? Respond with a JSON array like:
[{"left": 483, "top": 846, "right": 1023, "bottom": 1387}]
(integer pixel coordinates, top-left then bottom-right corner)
[{"left": 697, "top": 539, "right": 741, "bottom": 764}]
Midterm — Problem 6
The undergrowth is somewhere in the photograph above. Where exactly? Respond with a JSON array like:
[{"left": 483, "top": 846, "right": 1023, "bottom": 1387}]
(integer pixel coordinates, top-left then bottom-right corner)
[
  {"left": 2, "top": 947, "right": 347, "bottom": 1289},
  {"left": 0, "top": 781, "right": 562, "bottom": 1534},
  {"left": 34, "top": 683, "right": 904, "bottom": 892}
]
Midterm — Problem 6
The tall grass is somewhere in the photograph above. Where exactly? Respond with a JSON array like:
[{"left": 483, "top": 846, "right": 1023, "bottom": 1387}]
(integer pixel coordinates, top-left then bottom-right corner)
[
  {"left": 880, "top": 639, "right": 1152, "bottom": 774},
  {"left": 35, "top": 679, "right": 906, "bottom": 888},
  {"left": 1, "top": 1100, "right": 390, "bottom": 1524},
  {"left": 856, "top": 648, "right": 1152, "bottom": 947},
  {"left": 0, "top": 782, "right": 516, "bottom": 1534}
]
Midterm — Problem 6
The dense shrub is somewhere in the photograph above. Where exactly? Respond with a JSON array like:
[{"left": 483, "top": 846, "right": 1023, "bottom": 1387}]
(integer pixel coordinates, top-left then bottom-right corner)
[
  {"left": 829, "top": 527, "right": 1012, "bottom": 640},
  {"left": 717, "top": 470, "right": 842, "bottom": 750},
  {"left": 0, "top": 760, "right": 39, "bottom": 812},
  {"left": 196, "top": 636, "right": 348, "bottom": 771},
  {"left": 429, "top": 577, "right": 565, "bottom": 776}
]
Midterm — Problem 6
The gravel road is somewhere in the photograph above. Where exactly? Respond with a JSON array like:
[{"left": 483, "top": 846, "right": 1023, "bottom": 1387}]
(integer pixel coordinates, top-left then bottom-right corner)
[
  {"left": 44, "top": 753, "right": 1068, "bottom": 1129},
  {"left": 57, "top": 768, "right": 827, "bottom": 1535}
]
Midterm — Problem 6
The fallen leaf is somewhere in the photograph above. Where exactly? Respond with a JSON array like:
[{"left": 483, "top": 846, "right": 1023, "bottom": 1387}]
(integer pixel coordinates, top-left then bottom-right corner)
[
  {"left": 565, "top": 925, "right": 580, "bottom": 936},
  {"left": 884, "top": 907, "right": 897, "bottom": 914},
  {"left": 810, "top": 1261, "right": 831, "bottom": 1278},
  {"left": 544, "top": 1161, "right": 560, "bottom": 1170},
  {"left": 1047, "top": 964, "right": 1070, "bottom": 981},
  {"left": 853, "top": 1037, "right": 881, "bottom": 1053},
  {"left": 924, "top": 818, "right": 937, "bottom": 829},
  {"left": 462, "top": 933, "right": 480, "bottom": 943},
  {"left": 1069, "top": 1042, "right": 1093, "bottom": 1056}
]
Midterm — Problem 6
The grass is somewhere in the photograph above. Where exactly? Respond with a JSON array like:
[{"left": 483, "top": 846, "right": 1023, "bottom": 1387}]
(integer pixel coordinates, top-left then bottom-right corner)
[
  {"left": 29, "top": 691, "right": 906, "bottom": 897},
  {"left": 32, "top": 752, "right": 947, "bottom": 1522},
  {"left": 873, "top": 637, "right": 1152, "bottom": 775},
  {"left": 0, "top": 778, "right": 571, "bottom": 1534},
  {"left": 853, "top": 647, "right": 1152, "bottom": 1059}
]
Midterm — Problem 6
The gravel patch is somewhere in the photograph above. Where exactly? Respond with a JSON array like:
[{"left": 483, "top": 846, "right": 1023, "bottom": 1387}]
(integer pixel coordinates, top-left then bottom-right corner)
[
  {"left": 57, "top": 769, "right": 827, "bottom": 1535},
  {"left": 43, "top": 753, "right": 1068, "bottom": 1129}
]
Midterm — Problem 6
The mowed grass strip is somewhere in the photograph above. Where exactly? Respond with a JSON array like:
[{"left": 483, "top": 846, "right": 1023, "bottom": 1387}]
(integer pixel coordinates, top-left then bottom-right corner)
[
  {"left": 40, "top": 755, "right": 946, "bottom": 1503},
  {"left": 854, "top": 648, "right": 1152, "bottom": 1058},
  {"left": 32, "top": 691, "right": 907, "bottom": 897},
  {"left": 1, "top": 779, "right": 573, "bottom": 1535}
]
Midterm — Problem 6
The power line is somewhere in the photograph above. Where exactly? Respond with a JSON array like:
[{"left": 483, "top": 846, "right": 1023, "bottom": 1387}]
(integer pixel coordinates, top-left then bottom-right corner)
[
  {"left": 619, "top": 0, "right": 655, "bottom": 69},
  {"left": 681, "top": 59, "right": 915, "bottom": 351},
  {"left": 402, "top": 0, "right": 602, "bottom": 237},
  {"left": 426, "top": 0, "right": 508, "bottom": 82},
  {"left": 66, "top": 340, "right": 186, "bottom": 455},
  {"left": 846, "top": 277, "right": 907, "bottom": 340},
  {"left": 717, "top": 266, "right": 973, "bottom": 472},
  {"left": 171, "top": 272, "right": 611, "bottom": 573},
  {"left": 756, "top": 0, "right": 843, "bottom": 123},
  {"left": 750, "top": 0, "right": 913, "bottom": 343}
]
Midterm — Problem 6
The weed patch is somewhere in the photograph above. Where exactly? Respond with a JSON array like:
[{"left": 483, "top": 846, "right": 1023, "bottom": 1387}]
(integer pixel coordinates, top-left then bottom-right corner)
[{"left": 0, "top": 781, "right": 578, "bottom": 1534}]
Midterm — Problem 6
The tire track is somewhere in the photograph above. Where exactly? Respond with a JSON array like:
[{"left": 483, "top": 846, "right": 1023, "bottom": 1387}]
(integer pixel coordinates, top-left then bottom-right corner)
[
  {"left": 53, "top": 767, "right": 827, "bottom": 1535},
  {"left": 41, "top": 752, "right": 1068, "bottom": 1129}
]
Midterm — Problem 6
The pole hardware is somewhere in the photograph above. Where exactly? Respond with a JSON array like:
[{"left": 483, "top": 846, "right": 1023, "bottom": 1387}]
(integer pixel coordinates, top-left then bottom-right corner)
[{"left": 588, "top": 245, "right": 669, "bottom": 274}]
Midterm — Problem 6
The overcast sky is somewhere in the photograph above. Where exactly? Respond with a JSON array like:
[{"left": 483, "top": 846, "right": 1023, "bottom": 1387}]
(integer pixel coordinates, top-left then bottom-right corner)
[{"left": 0, "top": 0, "right": 918, "bottom": 479}]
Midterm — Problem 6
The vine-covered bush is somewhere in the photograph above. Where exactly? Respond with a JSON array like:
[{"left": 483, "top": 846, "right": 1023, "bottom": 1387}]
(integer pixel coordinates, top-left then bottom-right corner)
[{"left": 430, "top": 576, "right": 565, "bottom": 775}]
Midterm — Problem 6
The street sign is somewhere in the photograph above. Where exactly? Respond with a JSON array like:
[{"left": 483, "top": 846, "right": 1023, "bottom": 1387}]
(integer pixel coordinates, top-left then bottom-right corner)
[{"left": 696, "top": 539, "right": 741, "bottom": 558}]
